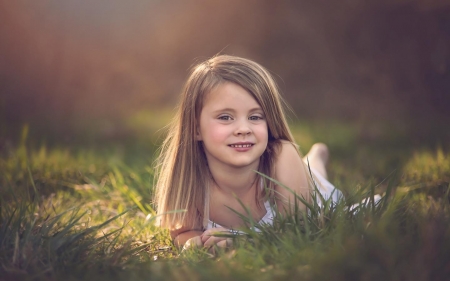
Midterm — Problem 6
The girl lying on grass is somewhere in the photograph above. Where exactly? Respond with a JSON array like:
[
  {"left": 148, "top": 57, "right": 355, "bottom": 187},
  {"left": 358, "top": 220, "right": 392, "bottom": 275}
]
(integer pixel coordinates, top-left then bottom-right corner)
[{"left": 155, "top": 55, "right": 344, "bottom": 251}]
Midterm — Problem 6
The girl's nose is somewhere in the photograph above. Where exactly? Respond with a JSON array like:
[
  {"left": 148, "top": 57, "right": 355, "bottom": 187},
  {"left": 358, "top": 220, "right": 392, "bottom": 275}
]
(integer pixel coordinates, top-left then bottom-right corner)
[{"left": 234, "top": 120, "right": 252, "bottom": 136}]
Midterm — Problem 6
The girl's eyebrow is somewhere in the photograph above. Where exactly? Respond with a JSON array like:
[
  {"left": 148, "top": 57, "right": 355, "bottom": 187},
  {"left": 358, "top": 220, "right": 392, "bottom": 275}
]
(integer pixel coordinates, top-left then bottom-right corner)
[{"left": 212, "top": 107, "right": 263, "bottom": 113}]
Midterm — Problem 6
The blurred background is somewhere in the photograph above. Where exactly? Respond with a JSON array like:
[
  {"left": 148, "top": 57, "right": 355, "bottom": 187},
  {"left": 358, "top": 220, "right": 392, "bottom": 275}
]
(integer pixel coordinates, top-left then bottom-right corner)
[{"left": 1, "top": 0, "right": 449, "bottom": 150}]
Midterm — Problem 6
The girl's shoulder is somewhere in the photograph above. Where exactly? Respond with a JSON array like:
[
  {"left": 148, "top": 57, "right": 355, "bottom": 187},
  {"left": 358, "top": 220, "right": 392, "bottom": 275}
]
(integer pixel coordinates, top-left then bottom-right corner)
[
  {"left": 275, "top": 141, "right": 301, "bottom": 166},
  {"left": 273, "top": 140, "right": 309, "bottom": 200},
  {"left": 276, "top": 140, "right": 301, "bottom": 159}
]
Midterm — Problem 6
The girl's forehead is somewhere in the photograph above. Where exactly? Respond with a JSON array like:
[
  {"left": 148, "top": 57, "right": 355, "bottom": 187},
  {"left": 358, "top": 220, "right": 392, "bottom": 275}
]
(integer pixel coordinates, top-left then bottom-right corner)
[{"left": 202, "top": 82, "right": 262, "bottom": 108}]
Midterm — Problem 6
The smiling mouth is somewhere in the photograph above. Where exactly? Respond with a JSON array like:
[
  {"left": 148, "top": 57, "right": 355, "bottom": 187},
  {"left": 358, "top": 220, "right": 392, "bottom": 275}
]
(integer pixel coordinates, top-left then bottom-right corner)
[{"left": 229, "top": 144, "right": 253, "bottom": 148}]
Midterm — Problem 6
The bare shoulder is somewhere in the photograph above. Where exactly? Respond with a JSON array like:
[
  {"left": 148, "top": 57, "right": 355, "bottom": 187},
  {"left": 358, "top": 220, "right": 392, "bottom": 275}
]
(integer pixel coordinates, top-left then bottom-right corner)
[
  {"left": 274, "top": 140, "right": 310, "bottom": 211},
  {"left": 275, "top": 140, "right": 302, "bottom": 168}
]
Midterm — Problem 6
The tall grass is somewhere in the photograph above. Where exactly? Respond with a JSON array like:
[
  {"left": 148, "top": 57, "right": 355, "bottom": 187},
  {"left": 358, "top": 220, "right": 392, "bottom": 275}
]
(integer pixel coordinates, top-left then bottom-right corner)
[
  {"left": 0, "top": 133, "right": 173, "bottom": 280},
  {"left": 0, "top": 126, "right": 449, "bottom": 280}
]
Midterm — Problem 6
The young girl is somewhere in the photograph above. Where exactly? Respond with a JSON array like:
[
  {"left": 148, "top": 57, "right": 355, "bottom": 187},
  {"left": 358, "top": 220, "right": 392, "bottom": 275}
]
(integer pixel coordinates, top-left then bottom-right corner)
[{"left": 155, "top": 55, "right": 343, "bottom": 250}]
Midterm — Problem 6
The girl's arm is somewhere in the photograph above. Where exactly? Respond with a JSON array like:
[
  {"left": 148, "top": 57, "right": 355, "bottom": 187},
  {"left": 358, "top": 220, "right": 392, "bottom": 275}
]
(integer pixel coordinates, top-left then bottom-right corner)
[{"left": 274, "top": 141, "right": 310, "bottom": 213}]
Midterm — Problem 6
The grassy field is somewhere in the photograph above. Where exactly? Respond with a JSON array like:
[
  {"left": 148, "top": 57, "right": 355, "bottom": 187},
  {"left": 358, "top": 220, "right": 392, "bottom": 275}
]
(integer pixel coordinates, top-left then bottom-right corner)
[{"left": 1, "top": 116, "right": 449, "bottom": 281}]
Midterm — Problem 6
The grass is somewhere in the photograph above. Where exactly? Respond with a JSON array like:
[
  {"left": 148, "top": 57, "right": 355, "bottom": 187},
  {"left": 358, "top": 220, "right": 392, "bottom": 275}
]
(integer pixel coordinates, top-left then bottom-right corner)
[{"left": 1, "top": 119, "right": 449, "bottom": 281}]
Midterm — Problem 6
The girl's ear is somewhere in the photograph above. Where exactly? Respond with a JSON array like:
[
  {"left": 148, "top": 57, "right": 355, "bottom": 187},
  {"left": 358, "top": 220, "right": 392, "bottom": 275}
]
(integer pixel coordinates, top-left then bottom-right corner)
[{"left": 196, "top": 127, "right": 202, "bottom": 141}]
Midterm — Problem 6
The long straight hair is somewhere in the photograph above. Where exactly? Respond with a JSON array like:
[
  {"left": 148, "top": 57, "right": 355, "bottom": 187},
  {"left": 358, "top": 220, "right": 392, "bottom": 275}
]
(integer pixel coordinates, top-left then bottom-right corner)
[{"left": 155, "top": 55, "right": 296, "bottom": 231}]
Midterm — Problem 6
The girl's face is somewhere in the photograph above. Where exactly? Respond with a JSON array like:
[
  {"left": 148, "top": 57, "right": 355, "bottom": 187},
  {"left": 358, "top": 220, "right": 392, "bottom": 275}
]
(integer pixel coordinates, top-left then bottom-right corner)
[{"left": 197, "top": 82, "right": 268, "bottom": 171}]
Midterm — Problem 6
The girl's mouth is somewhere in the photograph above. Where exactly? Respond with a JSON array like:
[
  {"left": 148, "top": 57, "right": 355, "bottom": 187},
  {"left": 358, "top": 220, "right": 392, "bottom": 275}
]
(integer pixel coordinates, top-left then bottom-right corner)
[{"left": 229, "top": 144, "right": 253, "bottom": 148}]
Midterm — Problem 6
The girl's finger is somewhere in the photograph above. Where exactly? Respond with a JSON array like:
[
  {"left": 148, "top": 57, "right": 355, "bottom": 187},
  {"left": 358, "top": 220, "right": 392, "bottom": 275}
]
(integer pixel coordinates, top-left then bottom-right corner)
[
  {"left": 201, "top": 228, "right": 228, "bottom": 243},
  {"left": 206, "top": 238, "right": 232, "bottom": 256},
  {"left": 216, "top": 240, "right": 227, "bottom": 248},
  {"left": 200, "top": 233, "right": 210, "bottom": 243},
  {"left": 203, "top": 236, "right": 227, "bottom": 248},
  {"left": 203, "top": 236, "right": 218, "bottom": 248}
]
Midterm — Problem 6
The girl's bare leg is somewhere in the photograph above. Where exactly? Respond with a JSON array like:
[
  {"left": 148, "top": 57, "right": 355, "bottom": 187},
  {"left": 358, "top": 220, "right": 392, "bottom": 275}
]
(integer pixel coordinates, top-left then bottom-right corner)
[{"left": 302, "top": 143, "right": 329, "bottom": 180}]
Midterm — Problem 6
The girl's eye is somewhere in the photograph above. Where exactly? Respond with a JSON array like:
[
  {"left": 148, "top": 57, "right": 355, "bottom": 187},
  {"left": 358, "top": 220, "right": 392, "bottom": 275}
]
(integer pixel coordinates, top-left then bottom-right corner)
[
  {"left": 249, "top": 115, "right": 263, "bottom": 121},
  {"left": 218, "top": 115, "right": 232, "bottom": 121}
]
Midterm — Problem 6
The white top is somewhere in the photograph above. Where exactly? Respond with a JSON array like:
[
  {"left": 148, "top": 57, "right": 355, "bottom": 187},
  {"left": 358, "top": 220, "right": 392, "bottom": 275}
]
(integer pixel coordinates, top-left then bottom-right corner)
[
  {"left": 308, "top": 166, "right": 344, "bottom": 208},
  {"left": 206, "top": 200, "right": 276, "bottom": 230}
]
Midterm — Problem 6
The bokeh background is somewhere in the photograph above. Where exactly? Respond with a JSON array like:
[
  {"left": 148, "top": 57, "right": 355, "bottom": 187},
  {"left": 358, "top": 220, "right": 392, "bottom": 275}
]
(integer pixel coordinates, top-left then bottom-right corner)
[{"left": 1, "top": 0, "right": 450, "bottom": 150}]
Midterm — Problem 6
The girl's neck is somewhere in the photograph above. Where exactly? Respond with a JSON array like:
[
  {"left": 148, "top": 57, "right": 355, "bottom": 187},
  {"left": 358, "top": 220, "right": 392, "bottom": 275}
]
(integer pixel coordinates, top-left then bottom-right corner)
[{"left": 208, "top": 164, "right": 258, "bottom": 197}]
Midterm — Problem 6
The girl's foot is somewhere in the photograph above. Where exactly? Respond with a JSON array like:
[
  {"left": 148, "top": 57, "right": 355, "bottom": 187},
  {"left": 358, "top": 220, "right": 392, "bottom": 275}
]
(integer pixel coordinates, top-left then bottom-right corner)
[{"left": 303, "top": 143, "right": 329, "bottom": 179}]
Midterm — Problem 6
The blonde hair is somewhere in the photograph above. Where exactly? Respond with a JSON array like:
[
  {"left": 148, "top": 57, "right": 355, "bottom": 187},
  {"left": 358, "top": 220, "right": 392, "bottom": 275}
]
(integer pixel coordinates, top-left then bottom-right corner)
[{"left": 155, "top": 55, "right": 295, "bottom": 231}]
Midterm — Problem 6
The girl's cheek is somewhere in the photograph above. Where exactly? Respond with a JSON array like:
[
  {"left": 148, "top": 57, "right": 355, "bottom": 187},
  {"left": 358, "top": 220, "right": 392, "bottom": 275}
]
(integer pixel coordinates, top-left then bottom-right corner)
[
  {"left": 211, "top": 131, "right": 229, "bottom": 142},
  {"left": 208, "top": 125, "right": 229, "bottom": 141},
  {"left": 255, "top": 125, "right": 269, "bottom": 138}
]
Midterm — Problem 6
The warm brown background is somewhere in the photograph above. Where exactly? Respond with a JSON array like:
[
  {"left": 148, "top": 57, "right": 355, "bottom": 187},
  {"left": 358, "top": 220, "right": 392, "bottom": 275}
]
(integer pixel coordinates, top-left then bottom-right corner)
[{"left": 1, "top": 0, "right": 449, "bottom": 144}]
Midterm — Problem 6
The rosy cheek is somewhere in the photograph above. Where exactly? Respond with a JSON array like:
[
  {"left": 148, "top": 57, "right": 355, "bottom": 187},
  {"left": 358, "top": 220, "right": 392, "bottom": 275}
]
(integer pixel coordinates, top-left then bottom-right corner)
[
  {"left": 255, "top": 125, "right": 269, "bottom": 138},
  {"left": 210, "top": 129, "right": 228, "bottom": 142},
  {"left": 204, "top": 121, "right": 228, "bottom": 142}
]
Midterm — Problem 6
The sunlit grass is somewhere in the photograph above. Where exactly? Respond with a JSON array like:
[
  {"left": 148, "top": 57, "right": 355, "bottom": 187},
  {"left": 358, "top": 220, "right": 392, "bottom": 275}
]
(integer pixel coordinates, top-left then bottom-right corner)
[
  {"left": 1, "top": 122, "right": 449, "bottom": 280},
  {"left": 398, "top": 147, "right": 450, "bottom": 198},
  {"left": 0, "top": 130, "right": 175, "bottom": 280}
]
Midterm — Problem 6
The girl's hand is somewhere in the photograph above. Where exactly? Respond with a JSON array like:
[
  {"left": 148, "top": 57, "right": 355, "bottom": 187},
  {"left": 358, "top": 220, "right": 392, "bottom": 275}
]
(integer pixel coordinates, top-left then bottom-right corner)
[
  {"left": 201, "top": 227, "right": 233, "bottom": 249},
  {"left": 182, "top": 235, "right": 203, "bottom": 251}
]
